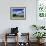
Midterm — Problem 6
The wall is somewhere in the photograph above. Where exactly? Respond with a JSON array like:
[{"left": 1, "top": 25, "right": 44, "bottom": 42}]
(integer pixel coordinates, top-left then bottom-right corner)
[{"left": 0, "top": 0, "right": 36, "bottom": 42}]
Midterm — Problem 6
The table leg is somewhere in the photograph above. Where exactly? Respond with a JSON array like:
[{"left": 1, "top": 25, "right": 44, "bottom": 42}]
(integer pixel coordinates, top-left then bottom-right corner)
[{"left": 4, "top": 34, "right": 7, "bottom": 46}]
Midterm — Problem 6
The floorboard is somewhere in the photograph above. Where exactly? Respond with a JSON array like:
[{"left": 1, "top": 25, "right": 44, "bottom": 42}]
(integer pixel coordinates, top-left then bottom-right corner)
[{"left": 0, "top": 42, "right": 46, "bottom": 46}]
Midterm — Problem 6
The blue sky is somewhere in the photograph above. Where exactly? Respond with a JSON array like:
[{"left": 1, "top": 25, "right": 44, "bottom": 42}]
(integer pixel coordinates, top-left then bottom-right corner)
[
  {"left": 12, "top": 9, "right": 24, "bottom": 15},
  {"left": 13, "top": 9, "right": 24, "bottom": 12}
]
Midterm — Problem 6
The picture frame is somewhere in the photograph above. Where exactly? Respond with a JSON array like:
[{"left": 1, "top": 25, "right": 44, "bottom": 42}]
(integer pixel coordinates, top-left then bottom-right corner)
[
  {"left": 36, "top": 0, "right": 46, "bottom": 26},
  {"left": 10, "top": 7, "right": 26, "bottom": 20},
  {"left": 37, "top": 0, "right": 46, "bottom": 18}
]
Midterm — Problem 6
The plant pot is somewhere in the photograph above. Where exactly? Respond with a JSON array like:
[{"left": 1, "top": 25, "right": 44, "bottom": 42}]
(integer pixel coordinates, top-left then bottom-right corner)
[
  {"left": 37, "top": 38, "right": 44, "bottom": 44},
  {"left": 37, "top": 39, "right": 40, "bottom": 43}
]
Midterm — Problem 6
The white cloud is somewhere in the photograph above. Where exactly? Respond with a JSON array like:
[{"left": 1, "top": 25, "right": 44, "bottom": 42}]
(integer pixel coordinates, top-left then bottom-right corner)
[{"left": 13, "top": 10, "right": 24, "bottom": 16}]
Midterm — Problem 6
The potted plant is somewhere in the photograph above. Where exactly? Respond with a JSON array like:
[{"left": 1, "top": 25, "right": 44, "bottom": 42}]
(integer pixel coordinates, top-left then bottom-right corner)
[
  {"left": 32, "top": 25, "right": 39, "bottom": 30},
  {"left": 40, "top": 26, "right": 45, "bottom": 29},
  {"left": 33, "top": 32, "right": 46, "bottom": 43},
  {"left": 32, "top": 24, "right": 45, "bottom": 30}
]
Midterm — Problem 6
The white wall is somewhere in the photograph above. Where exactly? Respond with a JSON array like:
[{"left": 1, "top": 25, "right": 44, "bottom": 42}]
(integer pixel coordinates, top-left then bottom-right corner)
[{"left": 0, "top": 0, "right": 37, "bottom": 42}]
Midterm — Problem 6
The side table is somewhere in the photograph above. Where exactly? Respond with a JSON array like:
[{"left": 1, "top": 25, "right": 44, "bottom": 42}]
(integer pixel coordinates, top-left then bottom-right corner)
[{"left": 4, "top": 33, "right": 18, "bottom": 46}]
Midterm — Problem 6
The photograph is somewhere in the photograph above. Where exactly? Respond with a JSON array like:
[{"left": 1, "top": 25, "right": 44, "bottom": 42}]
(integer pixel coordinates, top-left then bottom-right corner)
[{"left": 10, "top": 7, "right": 26, "bottom": 20}]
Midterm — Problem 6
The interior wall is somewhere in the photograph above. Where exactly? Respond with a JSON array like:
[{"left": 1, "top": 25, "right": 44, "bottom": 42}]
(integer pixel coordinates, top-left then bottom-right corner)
[{"left": 0, "top": 0, "right": 36, "bottom": 42}]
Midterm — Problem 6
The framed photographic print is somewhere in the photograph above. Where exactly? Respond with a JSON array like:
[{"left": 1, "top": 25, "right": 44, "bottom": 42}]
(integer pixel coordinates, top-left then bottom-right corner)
[
  {"left": 36, "top": 0, "right": 46, "bottom": 26},
  {"left": 10, "top": 7, "right": 26, "bottom": 20},
  {"left": 37, "top": 0, "right": 46, "bottom": 19}
]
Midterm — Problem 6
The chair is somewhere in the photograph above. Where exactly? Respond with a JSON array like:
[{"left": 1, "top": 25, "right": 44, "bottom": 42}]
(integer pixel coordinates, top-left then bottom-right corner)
[{"left": 18, "top": 33, "right": 30, "bottom": 46}]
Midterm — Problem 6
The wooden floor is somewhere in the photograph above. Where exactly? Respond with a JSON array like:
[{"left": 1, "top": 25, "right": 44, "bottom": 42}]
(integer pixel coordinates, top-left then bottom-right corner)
[{"left": 0, "top": 42, "right": 46, "bottom": 46}]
